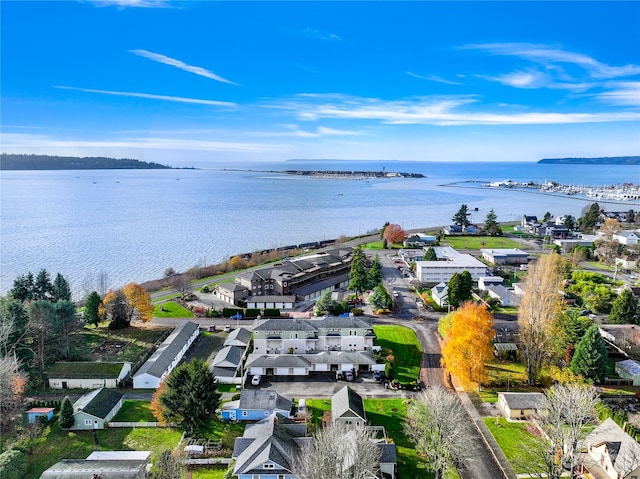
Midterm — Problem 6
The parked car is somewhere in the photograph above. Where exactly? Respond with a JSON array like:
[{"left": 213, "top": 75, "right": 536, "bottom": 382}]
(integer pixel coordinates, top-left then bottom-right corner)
[
  {"left": 223, "top": 325, "right": 231, "bottom": 333},
  {"left": 251, "top": 375, "right": 261, "bottom": 386},
  {"left": 393, "top": 291, "right": 399, "bottom": 297},
  {"left": 373, "top": 371, "right": 384, "bottom": 382},
  {"left": 345, "top": 371, "right": 354, "bottom": 381}
]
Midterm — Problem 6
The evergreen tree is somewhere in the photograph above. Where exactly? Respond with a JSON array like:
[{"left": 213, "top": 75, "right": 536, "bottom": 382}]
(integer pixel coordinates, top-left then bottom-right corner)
[
  {"left": 34, "top": 269, "right": 53, "bottom": 301},
  {"left": 626, "top": 209, "right": 636, "bottom": 224},
  {"left": 452, "top": 204, "right": 471, "bottom": 227},
  {"left": 380, "top": 221, "right": 390, "bottom": 239},
  {"left": 10, "top": 273, "right": 35, "bottom": 303},
  {"left": 570, "top": 325, "right": 607, "bottom": 383},
  {"left": 564, "top": 215, "right": 576, "bottom": 230},
  {"left": 157, "top": 359, "right": 221, "bottom": 434},
  {"left": 483, "top": 209, "right": 501, "bottom": 236},
  {"left": 52, "top": 273, "right": 71, "bottom": 301},
  {"left": 367, "top": 255, "right": 383, "bottom": 289},
  {"left": 59, "top": 396, "right": 74, "bottom": 429},
  {"left": 608, "top": 289, "right": 639, "bottom": 324},
  {"left": 459, "top": 271, "right": 473, "bottom": 303},
  {"left": 424, "top": 247, "right": 437, "bottom": 261},
  {"left": 580, "top": 203, "right": 601, "bottom": 230},
  {"left": 369, "top": 284, "right": 391, "bottom": 310},
  {"left": 54, "top": 300, "right": 77, "bottom": 359},
  {"left": 348, "top": 247, "right": 369, "bottom": 299},
  {"left": 543, "top": 211, "right": 553, "bottom": 222},
  {"left": 447, "top": 273, "right": 462, "bottom": 308},
  {"left": 83, "top": 291, "right": 102, "bottom": 327},
  {"left": 314, "top": 291, "right": 342, "bottom": 316}
]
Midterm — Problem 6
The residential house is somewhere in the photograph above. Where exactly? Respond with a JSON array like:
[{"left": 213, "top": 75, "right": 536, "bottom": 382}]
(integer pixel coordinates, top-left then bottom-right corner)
[
  {"left": 614, "top": 230, "right": 640, "bottom": 246},
  {"left": 47, "top": 362, "right": 131, "bottom": 389},
  {"left": 481, "top": 248, "right": 529, "bottom": 265},
  {"left": 616, "top": 254, "right": 639, "bottom": 271},
  {"left": 39, "top": 459, "right": 150, "bottom": 479},
  {"left": 26, "top": 407, "right": 54, "bottom": 424},
  {"left": 211, "top": 345, "right": 245, "bottom": 384},
  {"left": 478, "top": 276, "right": 504, "bottom": 291},
  {"left": 224, "top": 327, "right": 253, "bottom": 348},
  {"left": 70, "top": 387, "right": 124, "bottom": 430},
  {"left": 553, "top": 234, "right": 597, "bottom": 253},
  {"left": 215, "top": 282, "right": 250, "bottom": 305},
  {"left": 246, "top": 350, "right": 377, "bottom": 377},
  {"left": 397, "top": 248, "right": 424, "bottom": 263},
  {"left": 615, "top": 359, "right": 640, "bottom": 385},
  {"left": 443, "top": 225, "right": 463, "bottom": 235},
  {"left": 403, "top": 234, "right": 436, "bottom": 247},
  {"left": 497, "top": 392, "right": 546, "bottom": 420},
  {"left": 584, "top": 418, "right": 640, "bottom": 479},
  {"left": 132, "top": 321, "right": 199, "bottom": 389},
  {"left": 431, "top": 282, "right": 449, "bottom": 308},
  {"left": 415, "top": 247, "right": 487, "bottom": 284},
  {"left": 232, "top": 413, "right": 310, "bottom": 479},
  {"left": 486, "top": 285, "right": 521, "bottom": 307},
  {"left": 221, "top": 390, "right": 292, "bottom": 421},
  {"left": 536, "top": 222, "right": 570, "bottom": 238},
  {"left": 332, "top": 386, "right": 367, "bottom": 427},
  {"left": 522, "top": 215, "right": 538, "bottom": 228}
]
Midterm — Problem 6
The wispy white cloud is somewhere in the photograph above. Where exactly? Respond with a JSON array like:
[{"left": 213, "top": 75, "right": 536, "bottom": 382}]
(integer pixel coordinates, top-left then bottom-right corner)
[
  {"left": 593, "top": 81, "right": 640, "bottom": 107},
  {"left": 302, "top": 28, "right": 342, "bottom": 41},
  {"left": 269, "top": 93, "right": 640, "bottom": 126},
  {"left": 86, "top": 0, "right": 171, "bottom": 8},
  {"left": 406, "top": 72, "right": 462, "bottom": 85},
  {"left": 1, "top": 132, "right": 287, "bottom": 154},
  {"left": 131, "top": 49, "right": 241, "bottom": 86},
  {"left": 463, "top": 42, "right": 640, "bottom": 79},
  {"left": 55, "top": 85, "right": 236, "bottom": 107}
]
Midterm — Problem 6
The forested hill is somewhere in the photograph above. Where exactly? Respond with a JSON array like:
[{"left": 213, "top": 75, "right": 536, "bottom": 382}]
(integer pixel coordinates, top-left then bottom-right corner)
[
  {"left": 0, "top": 154, "right": 173, "bottom": 170},
  {"left": 537, "top": 156, "right": 640, "bottom": 165}
]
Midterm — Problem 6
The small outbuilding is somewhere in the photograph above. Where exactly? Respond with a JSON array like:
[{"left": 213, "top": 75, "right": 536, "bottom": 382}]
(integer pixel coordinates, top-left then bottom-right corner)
[
  {"left": 26, "top": 407, "right": 54, "bottom": 424},
  {"left": 332, "top": 385, "right": 367, "bottom": 427},
  {"left": 615, "top": 359, "right": 640, "bottom": 385},
  {"left": 497, "top": 392, "right": 546, "bottom": 420},
  {"left": 70, "top": 387, "right": 124, "bottom": 430}
]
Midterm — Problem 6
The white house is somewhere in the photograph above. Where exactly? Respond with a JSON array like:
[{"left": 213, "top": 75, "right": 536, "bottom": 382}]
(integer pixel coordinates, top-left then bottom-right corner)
[
  {"left": 133, "top": 321, "right": 199, "bottom": 389},
  {"left": 332, "top": 386, "right": 367, "bottom": 427},
  {"left": 613, "top": 231, "right": 640, "bottom": 246},
  {"left": 47, "top": 362, "right": 131, "bottom": 389},
  {"left": 415, "top": 247, "right": 487, "bottom": 284},
  {"left": 431, "top": 282, "right": 449, "bottom": 307},
  {"left": 616, "top": 254, "right": 639, "bottom": 270},
  {"left": 478, "top": 276, "right": 504, "bottom": 291},
  {"left": 481, "top": 248, "right": 529, "bottom": 265},
  {"left": 615, "top": 359, "right": 640, "bottom": 385},
  {"left": 70, "top": 387, "right": 124, "bottom": 430},
  {"left": 486, "top": 285, "right": 521, "bottom": 307},
  {"left": 584, "top": 418, "right": 640, "bottom": 479}
]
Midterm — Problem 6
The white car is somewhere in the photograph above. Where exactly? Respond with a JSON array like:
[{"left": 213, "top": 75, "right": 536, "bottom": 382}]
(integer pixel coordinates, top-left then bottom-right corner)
[
  {"left": 251, "top": 375, "right": 261, "bottom": 386},
  {"left": 223, "top": 325, "right": 231, "bottom": 333},
  {"left": 393, "top": 291, "right": 399, "bottom": 297}
]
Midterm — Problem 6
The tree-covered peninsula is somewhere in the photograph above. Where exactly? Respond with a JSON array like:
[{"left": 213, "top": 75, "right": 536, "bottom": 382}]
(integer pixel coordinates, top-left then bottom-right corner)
[
  {"left": 538, "top": 156, "right": 640, "bottom": 165},
  {"left": 0, "top": 154, "right": 173, "bottom": 170}
]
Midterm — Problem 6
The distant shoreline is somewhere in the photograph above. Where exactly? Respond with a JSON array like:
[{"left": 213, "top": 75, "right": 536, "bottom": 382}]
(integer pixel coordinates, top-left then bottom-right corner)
[
  {"left": 0, "top": 153, "right": 177, "bottom": 170},
  {"left": 223, "top": 168, "right": 425, "bottom": 179}
]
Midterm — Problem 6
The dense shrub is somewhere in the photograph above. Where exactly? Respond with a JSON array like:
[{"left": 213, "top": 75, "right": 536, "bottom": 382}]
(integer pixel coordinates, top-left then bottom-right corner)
[
  {"left": 0, "top": 449, "right": 29, "bottom": 479},
  {"left": 245, "top": 308, "right": 261, "bottom": 318},
  {"left": 200, "top": 285, "right": 211, "bottom": 293},
  {"left": 263, "top": 308, "right": 280, "bottom": 317},
  {"left": 222, "top": 308, "right": 244, "bottom": 318},
  {"left": 351, "top": 308, "right": 363, "bottom": 316}
]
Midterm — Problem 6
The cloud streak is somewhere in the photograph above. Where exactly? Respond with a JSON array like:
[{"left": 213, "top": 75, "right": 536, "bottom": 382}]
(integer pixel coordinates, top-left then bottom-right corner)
[
  {"left": 131, "top": 49, "right": 241, "bottom": 85},
  {"left": 55, "top": 86, "right": 236, "bottom": 107},
  {"left": 87, "top": 0, "right": 171, "bottom": 8},
  {"left": 271, "top": 93, "right": 640, "bottom": 126},
  {"left": 406, "top": 72, "right": 462, "bottom": 85}
]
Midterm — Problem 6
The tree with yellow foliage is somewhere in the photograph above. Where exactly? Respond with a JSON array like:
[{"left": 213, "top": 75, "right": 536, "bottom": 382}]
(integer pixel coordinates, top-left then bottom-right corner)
[
  {"left": 441, "top": 301, "right": 495, "bottom": 385},
  {"left": 101, "top": 283, "right": 153, "bottom": 329}
]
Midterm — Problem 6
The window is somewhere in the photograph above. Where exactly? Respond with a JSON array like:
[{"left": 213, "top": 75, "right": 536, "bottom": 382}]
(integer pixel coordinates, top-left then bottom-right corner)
[
  {"left": 84, "top": 419, "right": 92, "bottom": 425},
  {"left": 264, "top": 463, "right": 274, "bottom": 469},
  {"left": 242, "top": 411, "right": 248, "bottom": 417}
]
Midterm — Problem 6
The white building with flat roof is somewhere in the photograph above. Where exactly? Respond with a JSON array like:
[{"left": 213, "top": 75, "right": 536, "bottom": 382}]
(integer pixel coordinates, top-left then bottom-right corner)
[{"left": 415, "top": 247, "right": 487, "bottom": 284}]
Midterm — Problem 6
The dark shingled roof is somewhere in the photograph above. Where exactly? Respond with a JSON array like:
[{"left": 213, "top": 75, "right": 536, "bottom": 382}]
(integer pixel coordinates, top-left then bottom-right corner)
[
  {"left": 332, "top": 386, "right": 366, "bottom": 422},
  {"left": 238, "top": 390, "right": 292, "bottom": 412},
  {"left": 254, "top": 319, "right": 318, "bottom": 332},
  {"left": 73, "top": 387, "right": 124, "bottom": 420}
]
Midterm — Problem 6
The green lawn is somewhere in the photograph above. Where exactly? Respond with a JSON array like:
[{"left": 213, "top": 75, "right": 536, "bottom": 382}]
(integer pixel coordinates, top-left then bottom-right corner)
[
  {"left": 190, "top": 469, "right": 227, "bottom": 479},
  {"left": 111, "top": 400, "right": 156, "bottom": 422},
  {"left": 583, "top": 261, "right": 616, "bottom": 272},
  {"left": 483, "top": 418, "right": 545, "bottom": 474},
  {"left": 373, "top": 325, "right": 422, "bottom": 382},
  {"left": 154, "top": 301, "right": 194, "bottom": 318},
  {"left": 479, "top": 360, "right": 533, "bottom": 402},
  {"left": 182, "top": 332, "right": 224, "bottom": 364},
  {"left": 441, "top": 236, "right": 521, "bottom": 250},
  {"left": 24, "top": 423, "right": 182, "bottom": 479}
]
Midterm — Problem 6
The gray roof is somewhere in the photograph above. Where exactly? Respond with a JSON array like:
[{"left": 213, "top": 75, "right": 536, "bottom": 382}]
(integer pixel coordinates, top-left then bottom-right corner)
[
  {"left": 616, "top": 359, "right": 640, "bottom": 377},
  {"left": 224, "top": 327, "right": 253, "bottom": 347},
  {"left": 377, "top": 442, "right": 397, "bottom": 464},
  {"left": 246, "top": 351, "right": 376, "bottom": 368},
  {"left": 314, "top": 316, "right": 372, "bottom": 330},
  {"left": 499, "top": 392, "right": 546, "bottom": 410},
  {"left": 332, "top": 386, "right": 366, "bottom": 422},
  {"left": 73, "top": 387, "right": 124, "bottom": 420},
  {"left": 133, "top": 321, "right": 199, "bottom": 379},
  {"left": 212, "top": 346, "right": 244, "bottom": 368},
  {"left": 586, "top": 418, "right": 640, "bottom": 472},
  {"left": 294, "top": 273, "right": 350, "bottom": 297},
  {"left": 237, "top": 390, "right": 292, "bottom": 412},
  {"left": 40, "top": 460, "right": 147, "bottom": 479},
  {"left": 246, "top": 355, "right": 312, "bottom": 369},
  {"left": 232, "top": 413, "right": 307, "bottom": 475},
  {"left": 254, "top": 319, "right": 318, "bottom": 332}
]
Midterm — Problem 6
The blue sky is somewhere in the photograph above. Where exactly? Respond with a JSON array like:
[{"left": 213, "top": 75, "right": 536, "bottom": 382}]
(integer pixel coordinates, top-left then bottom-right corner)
[{"left": 2, "top": 1, "right": 639, "bottom": 166}]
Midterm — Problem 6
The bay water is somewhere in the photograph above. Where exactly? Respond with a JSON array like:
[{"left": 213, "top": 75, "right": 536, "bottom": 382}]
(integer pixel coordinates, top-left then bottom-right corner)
[{"left": 1, "top": 160, "right": 638, "bottom": 297}]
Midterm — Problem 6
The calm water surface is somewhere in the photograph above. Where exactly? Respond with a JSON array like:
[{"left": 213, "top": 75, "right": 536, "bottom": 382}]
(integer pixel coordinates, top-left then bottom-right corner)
[{"left": 1, "top": 161, "right": 638, "bottom": 297}]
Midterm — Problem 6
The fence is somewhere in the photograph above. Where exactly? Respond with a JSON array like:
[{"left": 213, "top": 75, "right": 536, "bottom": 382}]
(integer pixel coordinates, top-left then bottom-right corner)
[
  {"left": 182, "top": 458, "right": 232, "bottom": 465},
  {"left": 108, "top": 421, "right": 175, "bottom": 428}
]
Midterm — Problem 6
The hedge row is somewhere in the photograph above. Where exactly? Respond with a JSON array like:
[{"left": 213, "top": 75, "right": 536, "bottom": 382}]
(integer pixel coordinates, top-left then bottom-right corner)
[
  {"left": 27, "top": 400, "right": 60, "bottom": 410},
  {"left": 222, "top": 308, "right": 281, "bottom": 318}
]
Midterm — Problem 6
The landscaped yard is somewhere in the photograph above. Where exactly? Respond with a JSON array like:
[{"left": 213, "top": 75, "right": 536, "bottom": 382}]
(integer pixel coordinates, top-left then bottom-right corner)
[
  {"left": 154, "top": 300, "right": 194, "bottom": 318},
  {"left": 190, "top": 469, "right": 227, "bottom": 479},
  {"left": 111, "top": 400, "right": 156, "bottom": 422},
  {"left": 373, "top": 325, "right": 422, "bottom": 382},
  {"left": 441, "top": 236, "right": 521, "bottom": 250},
  {"left": 478, "top": 360, "right": 533, "bottom": 402},
  {"left": 24, "top": 423, "right": 182, "bottom": 479},
  {"left": 483, "top": 418, "right": 545, "bottom": 474},
  {"left": 181, "top": 331, "right": 224, "bottom": 364}
]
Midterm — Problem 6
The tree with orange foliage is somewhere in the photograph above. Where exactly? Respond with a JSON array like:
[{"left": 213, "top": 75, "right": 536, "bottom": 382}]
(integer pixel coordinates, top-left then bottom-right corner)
[
  {"left": 383, "top": 223, "right": 406, "bottom": 244},
  {"left": 122, "top": 283, "right": 153, "bottom": 323},
  {"left": 441, "top": 301, "right": 495, "bottom": 385},
  {"left": 150, "top": 379, "right": 170, "bottom": 425},
  {"left": 0, "top": 356, "right": 27, "bottom": 430},
  {"left": 101, "top": 283, "right": 153, "bottom": 329}
]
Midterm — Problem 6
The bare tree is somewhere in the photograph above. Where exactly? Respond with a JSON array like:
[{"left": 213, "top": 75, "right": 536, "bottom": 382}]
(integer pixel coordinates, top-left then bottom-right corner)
[
  {"left": 537, "top": 383, "right": 598, "bottom": 478},
  {"left": 404, "top": 386, "right": 474, "bottom": 479},
  {"left": 0, "top": 356, "right": 27, "bottom": 430},
  {"left": 294, "top": 423, "right": 381, "bottom": 479},
  {"left": 96, "top": 270, "right": 110, "bottom": 297},
  {"left": 518, "top": 253, "right": 566, "bottom": 385},
  {"left": 170, "top": 273, "right": 193, "bottom": 300}
]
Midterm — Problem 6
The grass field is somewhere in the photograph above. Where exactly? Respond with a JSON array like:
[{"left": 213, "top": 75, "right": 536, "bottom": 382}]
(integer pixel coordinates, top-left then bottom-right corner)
[
  {"left": 483, "top": 418, "right": 545, "bottom": 474},
  {"left": 441, "top": 236, "right": 521, "bottom": 250},
  {"left": 373, "top": 325, "right": 422, "bottom": 382},
  {"left": 24, "top": 423, "right": 182, "bottom": 479},
  {"left": 111, "top": 400, "right": 157, "bottom": 422},
  {"left": 154, "top": 301, "right": 194, "bottom": 318},
  {"left": 190, "top": 469, "right": 227, "bottom": 479},
  {"left": 478, "top": 360, "right": 532, "bottom": 402}
]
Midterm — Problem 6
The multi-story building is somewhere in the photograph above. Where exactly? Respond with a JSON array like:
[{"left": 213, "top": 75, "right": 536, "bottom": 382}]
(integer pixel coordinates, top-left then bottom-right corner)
[{"left": 414, "top": 247, "right": 487, "bottom": 284}]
